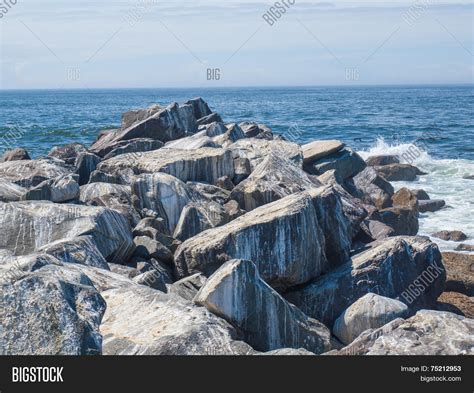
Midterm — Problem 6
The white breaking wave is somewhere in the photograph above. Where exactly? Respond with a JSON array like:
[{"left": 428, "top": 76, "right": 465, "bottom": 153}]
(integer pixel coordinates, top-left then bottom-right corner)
[{"left": 359, "top": 137, "right": 474, "bottom": 254}]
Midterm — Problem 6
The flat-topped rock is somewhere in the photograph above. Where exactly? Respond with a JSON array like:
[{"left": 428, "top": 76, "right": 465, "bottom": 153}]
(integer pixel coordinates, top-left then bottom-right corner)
[
  {"left": 230, "top": 138, "right": 303, "bottom": 170},
  {"left": 175, "top": 187, "right": 351, "bottom": 289},
  {"left": 0, "top": 201, "right": 133, "bottom": 262},
  {"left": 302, "top": 140, "right": 345, "bottom": 165},
  {"left": 304, "top": 148, "right": 366, "bottom": 180},
  {"left": 285, "top": 236, "right": 445, "bottom": 326},
  {"left": 335, "top": 310, "right": 473, "bottom": 355},
  {"left": 195, "top": 259, "right": 332, "bottom": 353},
  {"left": 98, "top": 147, "right": 234, "bottom": 185}
]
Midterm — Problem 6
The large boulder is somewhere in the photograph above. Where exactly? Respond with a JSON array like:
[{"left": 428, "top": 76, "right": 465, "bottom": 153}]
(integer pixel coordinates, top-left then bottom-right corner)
[
  {"left": 0, "top": 202, "right": 133, "bottom": 262},
  {"left": 285, "top": 237, "right": 445, "bottom": 326},
  {"left": 0, "top": 261, "right": 105, "bottom": 355},
  {"left": 48, "top": 143, "right": 87, "bottom": 165},
  {"left": 365, "top": 155, "right": 400, "bottom": 167},
  {"left": 302, "top": 140, "right": 345, "bottom": 165},
  {"left": 163, "top": 131, "right": 219, "bottom": 150},
  {"left": 433, "top": 231, "right": 467, "bottom": 242},
  {"left": 91, "top": 103, "right": 198, "bottom": 156},
  {"left": 374, "top": 164, "right": 426, "bottom": 181},
  {"left": 184, "top": 97, "right": 212, "bottom": 120},
  {"left": 332, "top": 293, "right": 409, "bottom": 345},
  {"left": 379, "top": 206, "right": 419, "bottom": 236},
  {"left": 442, "top": 252, "right": 474, "bottom": 296},
  {"left": 0, "top": 178, "right": 27, "bottom": 202},
  {"left": 419, "top": 199, "right": 446, "bottom": 213},
  {"left": 22, "top": 173, "right": 80, "bottom": 203},
  {"left": 230, "top": 153, "right": 321, "bottom": 211},
  {"left": 97, "top": 147, "right": 234, "bottom": 185},
  {"left": 194, "top": 259, "right": 332, "bottom": 354},
  {"left": 335, "top": 310, "right": 473, "bottom": 355},
  {"left": 304, "top": 148, "right": 366, "bottom": 180},
  {"left": 230, "top": 138, "right": 303, "bottom": 170},
  {"left": 100, "top": 285, "right": 256, "bottom": 355},
  {"left": 436, "top": 292, "right": 474, "bottom": 319},
  {"left": 132, "top": 173, "right": 192, "bottom": 234},
  {"left": 0, "top": 158, "right": 73, "bottom": 188},
  {"left": 238, "top": 122, "right": 273, "bottom": 140},
  {"left": 175, "top": 187, "right": 351, "bottom": 290},
  {"left": 213, "top": 123, "right": 246, "bottom": 147},
  {"left": 102, "top": 138, "right": 164, "bottom": 160},
  {"left": 346, "top": 167, "right": 394, "bottom": 209}
]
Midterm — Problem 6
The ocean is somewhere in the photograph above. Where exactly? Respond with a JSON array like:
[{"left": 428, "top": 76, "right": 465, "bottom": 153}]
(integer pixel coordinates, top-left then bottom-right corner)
[{"left": 0, "top": 85, "right": 473, "bottom": 252}]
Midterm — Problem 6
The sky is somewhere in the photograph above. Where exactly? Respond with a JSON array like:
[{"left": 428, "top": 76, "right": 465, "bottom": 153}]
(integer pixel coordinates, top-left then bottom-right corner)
[{"left": 0, "top": 0, "right": 473, "bottom": 89}]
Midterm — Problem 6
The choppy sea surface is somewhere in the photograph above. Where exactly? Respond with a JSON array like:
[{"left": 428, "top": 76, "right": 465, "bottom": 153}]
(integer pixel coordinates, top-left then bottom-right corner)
[{"left": 0, "top": 85, "right": 473, "bottom": 252}]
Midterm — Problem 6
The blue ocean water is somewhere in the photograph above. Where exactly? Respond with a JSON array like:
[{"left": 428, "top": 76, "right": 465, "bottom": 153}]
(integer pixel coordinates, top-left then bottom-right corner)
[
  {"left": 0, "top": 85, "right": 473, "bottom": 252},
  {"left": 0, "top": 85, "right": 472, "bottom": 160}
]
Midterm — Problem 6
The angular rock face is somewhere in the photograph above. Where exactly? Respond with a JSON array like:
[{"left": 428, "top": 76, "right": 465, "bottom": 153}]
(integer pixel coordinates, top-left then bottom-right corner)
[
  {"left": 98, "top": 148, "right": 234, "bottom": 185},
  {"left": 346, "top": 167, "right": 394, "bottom": 209},
  {"left": 213, "top": 123, "right": 246, "bottom": 147},
  {"left": 201, "top": 121, "right": 228, "bottom": 137},
  {"left": 48, "top": 143, "right": 87, "bottom": 165},
  {"left": 335, "top": 311, "right": 474, "bottom": 355},
  {"left": 23, "top": 173, "right": 80, "bottom": 203},
  {"left": 37, "top": 236, "right": 109, "bottom": 270},
  {"left": 230, "top": 138, "right": 303, "bottom": 170},
  {"left": 185, "top": 97, "right": 212, "bottom": 120},
  {"left": 239, "top": 122, "right": 273, "bottom": 140},
  {"left": 194, "top": 259, "right": 332, "bottom": 354},
  {"left": 230, "top": 153, "right": 321, "bottom": 211},
  {"left": 168, "top": 273, "right": 207, "bottom": 301},
  {"left": 102, "top": 138, "right": 164, "bottom": 160},
  {"left": 436, "top": 292, "right": 474, "bottom": 318},
  {"left": 358, "top": 220, "right": 395, "bottom": 241},
  {"left": 175, "top": 187, "right": 351, "bottom": 290},
  {"left": 0, "top": 147, "right": 31, "bottom": 163},
  {"left": 0, "top": 158, "right": 73, "bottom": 188},
  {"left": 0, "top": 202, "right": 133, "bottom": 262},
  {"left": 100, "top": 285, "right": 255, "bottom": 355},
  {"left": 76, "top": 152, "right": 101, "bottom": 185},
  {"left": 374, "top": 164, "right": 426, "bottom": 181},
  {"left": 132, "top": 173, "right": 192, "bottom": 234},
  {"left": 0, "top": 262, "right": 106, "bottom": 355},
  {"left": 121, "top": 104, "right": 163, "bottom": 129},
  {"left": 391, "top": 187, "right": 419, "bottom": 209},
  {"left": 285, "top": 237, "right": 445, "bottom": 326},
  {"left": 412, "top": 189, "right": 430, "bottom": 200},
  {"left": 332, "top": 293, "right": 409, "bottom": 345},
  {"left": 163, "top": 131, "right": 219, "bottom": 150},
  {"left": 304, "top": 148, "right": 366, "bottom": 180},
  {"left": 197, "top": 113, "right": 223, "bottom": 126},
  {"left": 302, "top": 140, "right": 345, "bottom": 165},
  {"left": 80, "top": 182, "right": 132, "bottom": 205},
  {"left": 91, "top": 103, "right": 198, "bottom": 156},
  {"left": 442, "top": 252, "right": 474, "bottom": 296}
]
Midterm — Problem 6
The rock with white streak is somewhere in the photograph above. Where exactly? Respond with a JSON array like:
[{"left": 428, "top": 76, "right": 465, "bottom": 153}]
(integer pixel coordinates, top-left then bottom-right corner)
[
  {"left": 239, "top": 122, "right": 273, "bottom": 140},
  {"left": 0, "top": 148, "right": 31, "bottom": 163},
  {"left": 0, "top": 158, "right": 73, "bottom": 188},
  {"left": 302, "top": 140, "right": 345, "bottom": 165},
  {"left": 121, "top": 104, "right": 163, "bottom": 129},
  {"left": 100, "top": 285, "right": 256, "bottom": 355},
  {"left": 285, "top": 236, "right": 445, "bottom": 326},
  {"left": 230, "top": 138, "right": 303, "bottom": 170},
  {"left": 304, "top": 148, "right": 366, "bottom": 180},
  {"left": 194, "top": 259, "right": 332, "bottom": 353},
  {"left": 168, "top": 273, "right": 207, "bottom": 301},
  {"left": 230, "top": 153, "right": 321, "bottom": 211},
  {"left": 346, "top": 167, "right": 394, "bottom": 209},
  {"left": 98, "top": 147, "right": 234, "bottom": 185},
  {"left": 184, "top": 97, "right": 213, "bottom": 120},
  {"left": 23, "top": 173, "right": 80, "bottom": 202},
  {"left": 175, "top": 187, "right": 351, "bottom": 289},
  {"left": 335, "top": 310, "right": 474, "bottom": 355},
  {"left": 164, "top": 131, "right": 220, "bottom": 150},
  {"left": 0, "top": 201, "right": 133, "bottom": 262},
  {"left": 0, "top": 261, "right": 105, "bottom": 355},
  {"left": 213, "top": 124, "right": 246, "bottom": 147},
  {"left": 101, "top": 138, "right": 164, "bottom": 160},
  {"left": 0, "top": 178, "right": 27, "bottom": 202},
  {"left": 332, "top": 293, "right": 409, "bottom": 345}
]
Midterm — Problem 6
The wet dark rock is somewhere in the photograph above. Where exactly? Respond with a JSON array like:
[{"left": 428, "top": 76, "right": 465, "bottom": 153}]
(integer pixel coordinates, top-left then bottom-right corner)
[
  {"left": 365, "top": 155, "right": 400, "bottom": 167},
  {"left": 419, "top": 199, "right": 446, "bottom": 213},
  {"left": 0, "top": 148, "right": 30, "bottom": 163},
  {"left": 374, "top": 163, "right": 427, "bottom": 181},
  {"left": 346, "top": 167, "right": 394, "bottom": 209},
  {"left": 304, "top": 148, "right": 366, "bottom": 180},
  {"left": 433, "top": 230, "right": 467, "bottom": 242},
  {"left": 379, "top": 206, "right": 419, "bottom": 236}
]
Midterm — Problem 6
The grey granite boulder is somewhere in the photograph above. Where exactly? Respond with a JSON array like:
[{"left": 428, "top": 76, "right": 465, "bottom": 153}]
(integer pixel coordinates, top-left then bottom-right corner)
[
  {"left": 0, "top": 158, "right": 73, "bottom": 188},
  {"left": 419, "top": 199, "right": 446, "bottom": 213},
  {"left": 76, "top": 151, "right": 101, "bottom": 185},
  {"left": 365, "top": 155, "right": 400, "bottom": 167},
  {"left": 100, "top": 285, "right": 256, "bottom": 355},
  {"left": 285, "top": 236, "right": 445, "bottom": 326},
  {"left": 213, "top": 123, "right": 246, "bottom": 147},
  {"left": 346, "top": 167, "right": 394, "bottom": 209},
  {"left": 0, "top": 261, "right": 105, "bottom": 355},
  {"left": 194, "top": 259, "right": 332, "bottom": 354},
  {"left": 48, "top": 143, "right": 87, "bottom": 165},
  {"left": 239, "top": 122, "right": 273, "bottom": 140},
  {"left": 230, "top": 138, "right": 302, "bottom": 170},
  {"left": 163, "top": 131, "right": 219, "bottom": 150},
  {"left": 0, "top": 178, "right": 27, "bottom": 202},
  {"left": 23, "top": 173, "right": 80, "bottom": 202},
  {"left": 0, "top": 201, "right": 133, "bottom": 262},
  {"left": 131, "top": 236, "right": 173, "bottom": 263},
  {"left": 433, "top": 230, "right": 467, "bottom": 242},
  {"left": 230, "top": 153, "right": 321, "bottom": 211},
  {"left": 335, "top": 310, "right": 473, "bottom": 355},
  {"left": 168, "top": 273, "right": 207, "bottom": 301},
  {"left": 184, "top": 97, "right": 212, "bottom": 120},
  {"left": 98, "top": 147, "right": 234, "bottom": 185},
  {"left": 197, "top": 113, "right": 223, "bottom": 126},
  {"left": 332, "top": 293, "right": 409, "bottom": 345},
  {"left": 379, "top": 206, "right": 419, "bottom": 236},
  {"left": 175, "top": 187, "right": 351, "bottom": 289},
  {"left": 101, "top": 138, "right": 164, "bottom": 160},
  {"left": 304, "top": 148, "right": 366, "bottom": 180}
]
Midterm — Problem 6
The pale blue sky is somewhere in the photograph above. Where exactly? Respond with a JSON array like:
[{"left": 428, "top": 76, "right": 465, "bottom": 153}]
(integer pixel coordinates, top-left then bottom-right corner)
[{"left": 0, "top": 0, "right": 472, "bottom": 89}]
